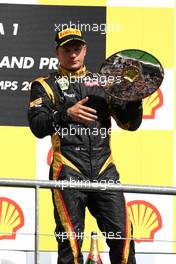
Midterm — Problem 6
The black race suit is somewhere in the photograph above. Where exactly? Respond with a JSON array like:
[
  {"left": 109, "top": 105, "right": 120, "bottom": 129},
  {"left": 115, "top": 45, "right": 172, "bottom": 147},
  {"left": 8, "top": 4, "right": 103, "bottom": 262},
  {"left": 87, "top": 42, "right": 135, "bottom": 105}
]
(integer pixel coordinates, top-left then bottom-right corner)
[{"left": 28, "top": 68, "right": 143, "bottom": 264}]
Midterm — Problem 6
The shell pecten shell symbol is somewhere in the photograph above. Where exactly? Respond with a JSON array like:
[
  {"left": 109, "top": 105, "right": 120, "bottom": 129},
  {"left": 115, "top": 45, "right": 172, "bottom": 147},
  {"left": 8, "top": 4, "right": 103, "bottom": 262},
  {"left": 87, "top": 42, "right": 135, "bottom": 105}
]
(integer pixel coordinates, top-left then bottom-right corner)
[
  {"left": 0, "top": 197, "right": 24, "bottom": 240},
  {"left": 142, "top": 89, "right": 163, "bottom": 119},
  {"left": 127, "top": 200, "right": 162, "bottom": 243}
]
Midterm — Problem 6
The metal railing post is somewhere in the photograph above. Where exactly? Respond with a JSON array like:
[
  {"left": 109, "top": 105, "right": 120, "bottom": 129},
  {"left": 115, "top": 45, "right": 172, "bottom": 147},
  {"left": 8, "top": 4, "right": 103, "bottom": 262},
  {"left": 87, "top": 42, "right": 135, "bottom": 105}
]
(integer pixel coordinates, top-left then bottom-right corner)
[{"left": 35, "top": 185, "right": 39, "bottom": 264}]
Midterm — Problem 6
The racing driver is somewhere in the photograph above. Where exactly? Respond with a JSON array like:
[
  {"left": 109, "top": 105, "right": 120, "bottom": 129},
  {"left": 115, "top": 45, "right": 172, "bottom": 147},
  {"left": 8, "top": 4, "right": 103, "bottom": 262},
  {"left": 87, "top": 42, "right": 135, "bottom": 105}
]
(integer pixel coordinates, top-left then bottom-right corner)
[{"left": 28, "top": 27, "right": 143, "bottom": 264}]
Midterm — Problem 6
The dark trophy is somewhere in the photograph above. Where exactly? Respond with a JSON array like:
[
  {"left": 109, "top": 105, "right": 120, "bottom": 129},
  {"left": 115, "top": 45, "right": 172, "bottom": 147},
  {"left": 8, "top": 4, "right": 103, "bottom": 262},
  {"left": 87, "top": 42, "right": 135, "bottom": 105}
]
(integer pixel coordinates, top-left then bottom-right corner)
[{"left": 99, "top": 49, "right": 164, "bottom": 101}]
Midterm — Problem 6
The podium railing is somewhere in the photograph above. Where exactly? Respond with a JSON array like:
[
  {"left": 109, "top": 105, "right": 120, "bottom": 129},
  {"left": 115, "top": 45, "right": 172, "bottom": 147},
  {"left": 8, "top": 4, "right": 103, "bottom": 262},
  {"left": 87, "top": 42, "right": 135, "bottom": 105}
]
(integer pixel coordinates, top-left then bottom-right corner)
[{"left": 1, "top": 178, "right": 176, "bottom": 264}]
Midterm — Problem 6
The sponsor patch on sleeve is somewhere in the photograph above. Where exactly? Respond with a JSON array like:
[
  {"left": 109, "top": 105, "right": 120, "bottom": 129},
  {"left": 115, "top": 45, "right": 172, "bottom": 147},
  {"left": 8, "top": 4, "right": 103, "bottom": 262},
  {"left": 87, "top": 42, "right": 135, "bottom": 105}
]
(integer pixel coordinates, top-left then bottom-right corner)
[{"left": 30, "top": 97, "right": 42, "bottom": 108}]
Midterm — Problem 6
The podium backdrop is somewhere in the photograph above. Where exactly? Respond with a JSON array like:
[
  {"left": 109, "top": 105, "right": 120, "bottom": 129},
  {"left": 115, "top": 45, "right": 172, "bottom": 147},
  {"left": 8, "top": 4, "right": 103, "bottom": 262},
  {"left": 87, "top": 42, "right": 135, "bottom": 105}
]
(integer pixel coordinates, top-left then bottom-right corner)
[{"left": 0, "top": 0, "right": 175, "bottom": 263}]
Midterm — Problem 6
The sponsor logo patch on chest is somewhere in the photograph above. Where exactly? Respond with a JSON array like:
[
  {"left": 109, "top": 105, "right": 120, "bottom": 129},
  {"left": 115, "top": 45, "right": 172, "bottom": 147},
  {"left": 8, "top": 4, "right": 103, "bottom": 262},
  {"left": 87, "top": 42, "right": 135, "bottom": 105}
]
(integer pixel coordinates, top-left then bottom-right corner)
[{"left": 63, "top": 92, "right": 75, "bottom": 97}]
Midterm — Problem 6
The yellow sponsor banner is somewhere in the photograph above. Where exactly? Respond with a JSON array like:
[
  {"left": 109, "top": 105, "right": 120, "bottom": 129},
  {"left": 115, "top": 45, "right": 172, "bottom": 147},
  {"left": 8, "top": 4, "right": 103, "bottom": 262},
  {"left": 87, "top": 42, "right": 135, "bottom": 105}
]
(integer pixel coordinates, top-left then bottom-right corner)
[
  {"left": 106, "top": 7, "right": 174, "bottom": 68},
  {"left": 38, "top": 0, "right": 106, "bottom": 6},
  {"left": 175, "top": 70, "right": 176, "bottom": 130},
  {"left": 111, "top": 129, "right": 174, "bottom": 186},
  {"left": 0, "top": 126, "right": 36, "bottom": 179}
]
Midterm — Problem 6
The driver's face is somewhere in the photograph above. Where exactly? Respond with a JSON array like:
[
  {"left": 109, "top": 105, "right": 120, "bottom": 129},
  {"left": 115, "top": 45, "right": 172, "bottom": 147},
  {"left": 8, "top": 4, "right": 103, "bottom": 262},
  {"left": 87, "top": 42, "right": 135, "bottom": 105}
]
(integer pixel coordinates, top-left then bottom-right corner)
[{"left": 56, "top": 41, "right": 87, "bottom": 71}]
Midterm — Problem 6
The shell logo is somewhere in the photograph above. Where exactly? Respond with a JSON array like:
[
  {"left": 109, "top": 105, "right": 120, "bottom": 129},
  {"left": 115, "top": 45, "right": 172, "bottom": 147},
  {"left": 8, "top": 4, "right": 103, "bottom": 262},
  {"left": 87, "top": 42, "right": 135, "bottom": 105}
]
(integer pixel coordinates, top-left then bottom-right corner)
[
  {"left": 142, "top": 89, "right": 163, "bottom": 119},
  {"left": 127, "top": 200, "right": 162, "bottom": 243},
  {"left": 0, "top": 197, "right": 24, "bottom": 240}
]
